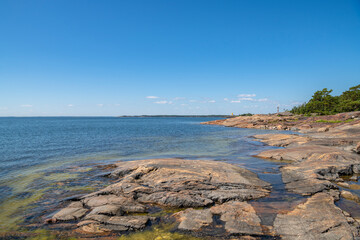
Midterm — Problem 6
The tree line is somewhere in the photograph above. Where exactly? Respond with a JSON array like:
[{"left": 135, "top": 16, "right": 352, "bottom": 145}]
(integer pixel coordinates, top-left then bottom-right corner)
[{"left": 290, "top": 84, "right": 360, "bottom": 115}]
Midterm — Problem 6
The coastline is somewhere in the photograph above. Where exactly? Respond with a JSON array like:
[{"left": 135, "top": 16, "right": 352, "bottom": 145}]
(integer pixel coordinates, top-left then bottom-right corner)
[
  {"left": 3, "top": 114, "right": 360, "bottom": 239},
  {"left": 203, "top": 111, "right": 360, "bottom": 238}
]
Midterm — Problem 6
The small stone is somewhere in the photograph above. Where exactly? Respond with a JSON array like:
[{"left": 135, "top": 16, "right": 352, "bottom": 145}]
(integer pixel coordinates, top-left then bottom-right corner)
[
  {"left": 350, "top": 175, "right": 358, "bottom": 181},
  {"left": 337, "top": 182, "right": 350, "bottom": 188},
  {"left": 175, "top": 208, "right": 213, "bottom": 231},
  {"left": 317, "top": 127, "right": 329, "bottom": 132},
  {"left": 84, "top": 213, "right": 110, "bottom": 222},
  {"left": 87, "top": 204, "right": 123, "bottom": 216},
  {"left": 341, "top": 190, "right": 360, "bottom": 202},
  {"left": 68, "top": 201, "right": 83, "bottom": 208},
  {"left": 353, "top": 142, "right": 360, "bottom": 154},
  {"left": 106, "top": 216, "right": 150, "bottom": 230},
  {"left": 52, "top": 207, "right": 88, "bottom": 221}
]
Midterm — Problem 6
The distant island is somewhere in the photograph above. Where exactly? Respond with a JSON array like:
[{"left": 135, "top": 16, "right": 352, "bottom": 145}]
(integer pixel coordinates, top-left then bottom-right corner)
[{"left": 117, "top": 115, "right": 231, "bottom": 118}]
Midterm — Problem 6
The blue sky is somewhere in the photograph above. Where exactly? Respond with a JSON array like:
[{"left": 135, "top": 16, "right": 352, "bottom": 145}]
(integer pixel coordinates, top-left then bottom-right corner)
[{"left": 1, "top": 0, "right": 360, "bottom": 116}]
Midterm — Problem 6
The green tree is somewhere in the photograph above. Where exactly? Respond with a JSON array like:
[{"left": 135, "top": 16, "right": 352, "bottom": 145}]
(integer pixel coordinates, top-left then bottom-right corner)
[{"left": 290, "top": 84, "right": 360, "bottom": 115}]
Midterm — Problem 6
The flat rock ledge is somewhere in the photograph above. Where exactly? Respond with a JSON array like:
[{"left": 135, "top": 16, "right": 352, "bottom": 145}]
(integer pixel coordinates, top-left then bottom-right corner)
[
  {"left": 256, "top": 140, "right": 360, "bottom": 196},
  {"left": 49, "top": 158, "right": 270, "bottom": 237},
  {"left": 174, "top": 201, "right": 263, "bottom": 236},
  {"left": 274, "top": 192, "right": 360, "bottom": 240},
  {"left": 252, "top": 122, "right": 360, "bottom": 196}
]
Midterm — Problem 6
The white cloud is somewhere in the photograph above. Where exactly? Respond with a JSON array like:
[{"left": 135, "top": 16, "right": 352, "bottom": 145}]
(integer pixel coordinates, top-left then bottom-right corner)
[
  {"left": 224, "top": 98, "right": 229, "bottom": 101},
  {"left": 231, "top": 100, "right": 241, "bottom": 103},
  {"left": 0, "top": 107, "right": 8, "bottom": 110},
  {"left": 238, "top": 94, "right": 256, "bottom": 97},
  {"left": 189, "top": 100, "right": 197, "bottom": 103},
  {"left": 208, "top": 100, "right": 216, "bottom": 103},
  {"left": 155, "top": 101, "right": 168, "bottom": 104},
  {"left": 257, "top": 98, "right": 268, "bottom": 102},
  {"left": 97, "top": 104, "right": 104, "bottom": 107},
  {"left": 21, "top": 104, "right": 32, "bottom": 108},
  {"left": 238, "top": 97, "right": 254, "bottom": 101},
  {"left": 181, "top": 104, "right": 188, "bottom": 106},
  {"left": 67, "top": 104, "right": 74, "bottom": 107},
  {"left": 146, "top": 96, "right": 159, "bottom": 99}
]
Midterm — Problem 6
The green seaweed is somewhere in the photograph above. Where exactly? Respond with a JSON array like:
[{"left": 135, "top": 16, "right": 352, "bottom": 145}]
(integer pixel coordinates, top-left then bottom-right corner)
[
  {"left": 0, "top": 189, "right": 47, "bottom": 231},
  {"left": 118, "top": 224, "right": 202, "bottom": 240},
  {"left": 43, "top": 172, "right": 78, "bottom": 181},
  {"left": 26, "top": 229, "right": 78, "bottom": 240}
]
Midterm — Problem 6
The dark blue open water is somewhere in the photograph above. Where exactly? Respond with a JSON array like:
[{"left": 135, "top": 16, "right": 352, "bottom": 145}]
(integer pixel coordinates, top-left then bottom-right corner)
[{"left": 0, "top": 117, "right": 299, "bottom": 232}]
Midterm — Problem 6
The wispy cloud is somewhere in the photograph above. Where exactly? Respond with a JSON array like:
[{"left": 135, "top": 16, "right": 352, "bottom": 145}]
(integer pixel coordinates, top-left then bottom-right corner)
[
  {"left": 146, "top": 96, "right": 159, "bottom": 99},
  {"left": 227, "top": 94, "right": 270, "bottom": 103},
  {"left": 238, "top": 94, "right": 256, "bottom": 97},
  {"left": 67, "top": 104, "right": 74, "bottom": 107},
  {"left": 189, "top": 100, "right": 197, "bottom": 103},
  {"left": 238, "top": 97, "right": 254, "bottom": 101},
  {"left": 155, "top": 100, "right": 173, "bottom": 104},
  {"left": 173, "top": 97, "right": 186, "bottom": 101},
  {"left": 0, "top": 107, "right": 8, "bottom": 110},
  {"left": 21, "top": 104, "right": 32, "bottom": 108},
  {"left": 96, "top": 104, "right": 104, "bottom": 107},
  {"left": 208, "top": 100, "right": 216, "bottom": 103}
]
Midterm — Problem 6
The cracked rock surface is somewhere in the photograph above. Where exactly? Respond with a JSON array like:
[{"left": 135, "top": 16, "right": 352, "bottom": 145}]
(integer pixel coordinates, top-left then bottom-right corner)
[
  {"left": 174, "top": 201, "right": 262, "bottom": 235},
  {"left": 50, "top": 158, "right": 270, "bottom": 236},
  {"left": 274, "top": 192, "right": 359, "bottom": 240},
  {"left": 204, "top": 113, "right": 360, "bottom": 239}
]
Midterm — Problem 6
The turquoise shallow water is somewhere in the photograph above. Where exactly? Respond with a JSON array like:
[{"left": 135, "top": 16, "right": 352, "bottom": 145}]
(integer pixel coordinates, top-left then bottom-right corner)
[{"left": 0, "top": 117, "right": 294, "bottom": 232}]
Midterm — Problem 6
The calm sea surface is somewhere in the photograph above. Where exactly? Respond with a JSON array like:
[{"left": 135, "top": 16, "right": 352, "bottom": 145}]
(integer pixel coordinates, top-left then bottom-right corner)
[{"left": 0, "top": 117, "right": 292, "bottom": 231}]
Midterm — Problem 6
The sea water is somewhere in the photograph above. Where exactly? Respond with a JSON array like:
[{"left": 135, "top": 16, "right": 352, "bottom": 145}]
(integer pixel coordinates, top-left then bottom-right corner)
[{"left": 0, "top": 117, "right": 298, "bottom": 232}]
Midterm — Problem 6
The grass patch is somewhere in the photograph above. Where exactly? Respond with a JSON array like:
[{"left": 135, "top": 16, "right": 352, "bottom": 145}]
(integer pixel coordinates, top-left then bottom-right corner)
[{"left": 315, "top": 119, "right": 355, "bottom": 123}]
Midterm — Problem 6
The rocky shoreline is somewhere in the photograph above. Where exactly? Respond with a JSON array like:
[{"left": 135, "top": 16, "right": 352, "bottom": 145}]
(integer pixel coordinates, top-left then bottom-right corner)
[
  {"left": 203, "top": 111, "right": 360, "bottom": 239},
  {"left": 45, "top": 112, "right": 360, "bottom": 239},
  {"left": 46, "top": 158, "right": 273, "bottom": 239}
]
